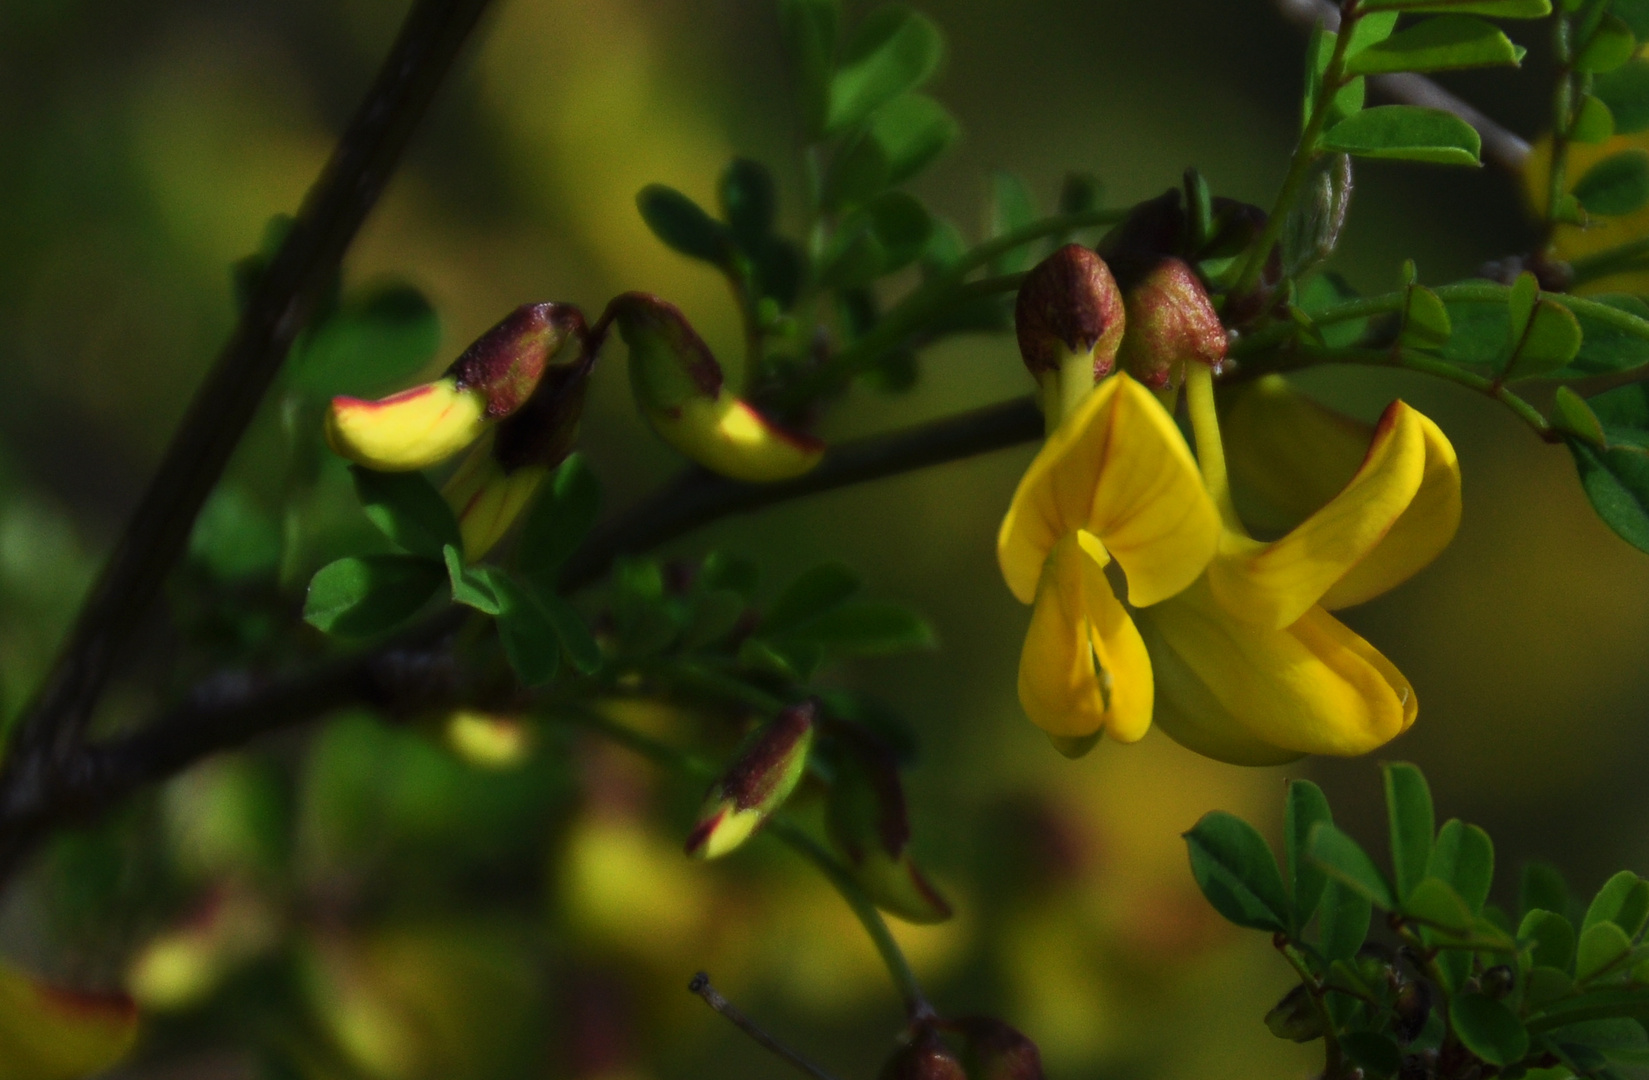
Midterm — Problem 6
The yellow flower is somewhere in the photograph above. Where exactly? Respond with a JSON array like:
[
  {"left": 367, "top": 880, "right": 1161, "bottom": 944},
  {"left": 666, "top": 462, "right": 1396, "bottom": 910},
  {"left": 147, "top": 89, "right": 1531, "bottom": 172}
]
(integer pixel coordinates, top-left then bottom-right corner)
[
  {"left": 998, "top": 372, "right": 1222, "bottom": 752},
  {"left": 999, "top": 366, "right": 1461, "bottom": 765}
]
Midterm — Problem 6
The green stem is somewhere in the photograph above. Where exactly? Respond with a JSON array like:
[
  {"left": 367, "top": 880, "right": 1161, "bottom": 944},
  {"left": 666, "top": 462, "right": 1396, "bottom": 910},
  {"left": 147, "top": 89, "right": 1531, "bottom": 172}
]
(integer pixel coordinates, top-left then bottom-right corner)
[
  {"left": 1295, "top": 342, "right": 1555, "bottom": 438},
  {"left": 549, "top": 708, "right": 933, "bottom": 1019},
  {"left": 766, "top": 818, "right": 933, "bottom": 1019},
  {"left": 1547, "top": 15, "right": 1576, "bottom": 232},
  {"left": 1231, "top": 4, "right": 1359, "bottom": 301},
  {"left": 779, "top": 208, "right": 1126, "bottom": 407},
  {"left": 1277, "top": 940, "right": 1343, "bottom": 1078}
]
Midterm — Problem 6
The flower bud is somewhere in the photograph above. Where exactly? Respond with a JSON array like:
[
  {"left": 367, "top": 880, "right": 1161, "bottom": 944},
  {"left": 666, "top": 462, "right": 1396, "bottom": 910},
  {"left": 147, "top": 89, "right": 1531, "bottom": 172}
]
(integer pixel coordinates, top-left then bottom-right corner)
[
  {"left": 879, "top": 1028, "right": 966, "bottom": 1080},
  {"left": 1264, "top": 984, "right": 1324, "bottom": 1043},
  {"left": 605, "top": 293, "right": 825, "bottom": 482},
  {"left": 0, "top": 961, "right": 139, "bottom": 1080},
  {"left": 442, "top": 346, "right": 596, "bottom": 561},
  {"left": 686, "top": 701, "right": 817, "bottom": 859},
  {"left": 825, "top": 734, "right": 952, "bottom": 924},
  {"left": 325, "top": 302, "right": 585, "bottom": 471},
  {"left": 1114, "top": 258, "right": 1226, "bottom": 389},
  {"left": 1014, "top": 245, "right": 1124, "bottom": 425},
  {"left": 953, "top": 1017, "right": 1044, "bottom": 1080},
  {"left": 448, "top": 302, "right": 587, "bottom": 418}
]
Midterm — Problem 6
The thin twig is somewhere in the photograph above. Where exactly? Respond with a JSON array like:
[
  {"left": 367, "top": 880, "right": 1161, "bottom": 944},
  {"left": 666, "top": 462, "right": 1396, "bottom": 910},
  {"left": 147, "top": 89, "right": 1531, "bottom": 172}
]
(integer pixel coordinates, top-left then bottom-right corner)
[
  {"left": 2, "top": 0, "right": 496, "bottom": 787},
  {"left": 1272, "top": 0, "right": 1532, "bottom": 173},
  {"left": 688, "top": 973, "right": 843, "bottom": 1080},
  {"left": 0, "top": 396, "right": 1044, "bottom": 885}
]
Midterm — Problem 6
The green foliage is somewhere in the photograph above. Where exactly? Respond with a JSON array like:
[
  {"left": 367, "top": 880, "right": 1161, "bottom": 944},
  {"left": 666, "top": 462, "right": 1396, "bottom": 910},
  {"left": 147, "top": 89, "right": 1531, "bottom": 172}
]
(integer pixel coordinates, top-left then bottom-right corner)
[
  {"left": 351, "top": 466, "right": 462, "bottom": 561},
  {"left": 1188, "top": 763, "right": 1649, "bottom": 1080},
  {"left": 1573, "top": 150, "right": 1649, "bottom": 216},
  {"left": 303, "top": 555, "right": 444, "bottom": 637},
  {"left": 1320, "top": 105, "right": 1483, "bottom": 165}
]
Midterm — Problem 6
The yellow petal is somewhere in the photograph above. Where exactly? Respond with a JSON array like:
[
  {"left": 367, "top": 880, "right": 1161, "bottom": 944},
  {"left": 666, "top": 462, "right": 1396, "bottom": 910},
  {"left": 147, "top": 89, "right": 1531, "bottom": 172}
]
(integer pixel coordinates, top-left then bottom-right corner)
[
  {"left": 1223, "top": 375, "right": 1373, "bottom": 535},
  {"left": 1320, "top": 404, "right": 1460, "bottom": 610},
  {"left": 325, "top": 378, "right": 489, "bottom": 472},
  {"left": 0, "top": 963, "right": 138, "bottom": 1080},
  {"left": 1208, "top": 399, "right": 1428, "bottom": 630},
  {"left": 442, "top": 437, "right": 547, "bottom": 561},
  {"left": 645, "top": 395, "right": 825, "bottom": 483},
  {"left": 1137, "top": 578, "right": 1416, "bottom": 764},
  {"left": 1016, "top": 534, "right": 1152, "bottom": 741},
  {"left": 998, "top": 373, "right": 1220, "bottom": 607}
]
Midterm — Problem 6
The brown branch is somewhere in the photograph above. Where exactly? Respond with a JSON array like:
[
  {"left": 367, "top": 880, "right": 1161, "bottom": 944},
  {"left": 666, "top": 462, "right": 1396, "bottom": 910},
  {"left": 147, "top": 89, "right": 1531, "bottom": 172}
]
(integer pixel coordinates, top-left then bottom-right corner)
[
  {"left": 1273, "top": 0, "right": 1532, "bottom": 173},
  {"left": 0, "top": 396, "right": 1043, "bottom": 882},
  {"left": 2, "top": 0, "right": 496, "bottom": 832},
  {"left": 558, "top": 395, "right": 1042, "bottom": 591}
]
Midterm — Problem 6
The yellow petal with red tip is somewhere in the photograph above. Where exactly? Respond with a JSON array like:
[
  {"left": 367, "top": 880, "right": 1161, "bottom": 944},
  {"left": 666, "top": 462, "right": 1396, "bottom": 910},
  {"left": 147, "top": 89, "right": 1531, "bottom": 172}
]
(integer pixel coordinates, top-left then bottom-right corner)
[
  {"left": 1207, "top": 400, "right": 1429, "bottom": 630},
  {"left": 1321, "top": 405, "right": 1460, "bottom": 610},
  {"left": 1017, "top": 533, "right": 1152, "bottom": 743},
  {"left": 998, "top": 373, "right": 1220, "bottom": 608},
  {"left": 1138, "top": 579, "right": 1416, "bottom": 764},
  {"left": 441, "top": 439, "right": 546, "bottom": 561},
  {"left": 0, "top": 963, "right": 138, "bottom": 1080},
  {"left": 644, "top": 395, "right": 825, "bottom": 483},
  {"left": 325, "top": 378, "right": 488, "bottom": 472}
]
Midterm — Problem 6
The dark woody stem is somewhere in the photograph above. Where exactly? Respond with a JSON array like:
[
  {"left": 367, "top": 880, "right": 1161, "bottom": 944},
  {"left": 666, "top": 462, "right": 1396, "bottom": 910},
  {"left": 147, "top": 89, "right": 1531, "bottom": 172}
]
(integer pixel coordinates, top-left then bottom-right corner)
[{"left": 1, "top": 0, "right": 496, "bottom": 791}]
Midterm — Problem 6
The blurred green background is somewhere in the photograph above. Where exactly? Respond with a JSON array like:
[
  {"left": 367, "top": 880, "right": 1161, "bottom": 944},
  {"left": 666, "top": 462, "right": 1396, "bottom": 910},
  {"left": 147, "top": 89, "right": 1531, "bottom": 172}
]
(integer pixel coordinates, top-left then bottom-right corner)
[{"left": 0, "top": 1, "right": 1644, "bottom": 1078}]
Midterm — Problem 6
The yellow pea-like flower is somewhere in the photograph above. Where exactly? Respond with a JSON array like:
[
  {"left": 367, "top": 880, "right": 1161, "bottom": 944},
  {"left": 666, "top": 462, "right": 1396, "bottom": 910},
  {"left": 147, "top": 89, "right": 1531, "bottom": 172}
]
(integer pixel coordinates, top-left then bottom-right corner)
[{"left": 1000, "top": 243, "right": 1462, "bottom": 765}]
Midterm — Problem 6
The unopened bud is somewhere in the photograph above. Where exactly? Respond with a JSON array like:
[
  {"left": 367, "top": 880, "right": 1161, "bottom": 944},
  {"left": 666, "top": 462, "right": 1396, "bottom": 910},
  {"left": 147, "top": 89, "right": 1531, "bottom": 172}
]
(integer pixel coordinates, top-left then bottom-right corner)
[
  {"left": 1014, "top": 245, "right": 1124, "bottom": 425},
  {"left": 1264, "top": 984, "right": 1325, "bottom": 1043},
  {"left": 954, "top": 1017, "right": 1044, "bottom": 1080},
  {"left": 442, "top": 343, "right": 596, "bottom": 561},
  {"left": 449, "top": 302, "right": 587, "bottom": 418},
  {"left": 442, "top": 443, "right": 549, "bottom": 562},
  {"left": 1114, "top": 258, "right": 1226, "bottom": 389},
  {"left": 686, "top": 702, "right": 817, "bottom": 859},
  {"left": 826, "top": 737, "right": 953, "bottom": 924},
  {"left": 325, "top": 301, "right": 585, "bottom": 472},
  {"left": 607, "top": 293, "right": 825, "bottom": 482},
  {"left": 880, "top": 1028, "right": 965, "bottom": 1080}
]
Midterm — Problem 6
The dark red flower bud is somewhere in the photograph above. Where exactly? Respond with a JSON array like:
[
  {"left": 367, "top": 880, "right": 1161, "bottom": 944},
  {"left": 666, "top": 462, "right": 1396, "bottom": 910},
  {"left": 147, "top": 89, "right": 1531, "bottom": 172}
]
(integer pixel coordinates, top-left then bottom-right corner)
[
  {"left": 954, "top": 1017, "right": 1044, "bottom": 1080},
  {"left": 1013, "top": 245, "right": 1125, "bottom": 379},
  {"left": 880, "top": 1028, "right": 966, "bottom": 1080},
  {"left": 448, "top": 302, "right": 588, "bottom": 418},
  {"left": 1115, "top": 258, "right": 1226, "bottom": 389}
]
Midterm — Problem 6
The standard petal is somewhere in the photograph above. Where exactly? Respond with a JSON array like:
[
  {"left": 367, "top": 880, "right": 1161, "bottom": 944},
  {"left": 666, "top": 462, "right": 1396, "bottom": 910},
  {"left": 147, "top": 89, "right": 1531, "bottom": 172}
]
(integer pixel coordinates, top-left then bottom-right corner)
[
  {"left": 1016, "top": 534, "right": 1153, "bottom": 742},
  {"left": 1320, "top": 404, "right": 1461, "bottom": 610},
  {"left": 1223, "top": 375, "right": 1373, "bottom": 535},
  {"left": 1208, "top": 399, "right": 1428, "bottom": 630},
  {"left": 998, "top": 374, "right": 1219, "bottom": 607},
  {"left": 1137, "top": 579, "right": 1415, "bottom": 764}
]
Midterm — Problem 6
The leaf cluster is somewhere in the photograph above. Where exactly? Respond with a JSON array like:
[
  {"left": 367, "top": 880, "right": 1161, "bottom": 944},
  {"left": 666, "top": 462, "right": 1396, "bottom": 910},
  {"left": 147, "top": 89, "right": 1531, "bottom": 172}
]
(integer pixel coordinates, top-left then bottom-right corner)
[{"left": 1187, "top": 763, "right": 1649, "bottom": 1080}]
